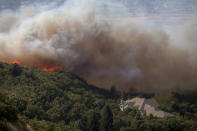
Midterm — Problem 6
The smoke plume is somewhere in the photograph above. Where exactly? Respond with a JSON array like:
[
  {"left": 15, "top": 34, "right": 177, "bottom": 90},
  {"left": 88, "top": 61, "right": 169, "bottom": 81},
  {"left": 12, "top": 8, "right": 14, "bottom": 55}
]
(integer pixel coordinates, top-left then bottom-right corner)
[{"left": 0, "top": 0, "right": 197, "bottom": 92}]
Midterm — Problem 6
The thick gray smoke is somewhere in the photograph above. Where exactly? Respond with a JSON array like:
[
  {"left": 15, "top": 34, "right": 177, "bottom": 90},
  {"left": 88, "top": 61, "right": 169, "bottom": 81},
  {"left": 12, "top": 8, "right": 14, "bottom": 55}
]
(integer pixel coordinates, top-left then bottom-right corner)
[{"left": 0, "top": 0, "right": 197, "bottom": 92}]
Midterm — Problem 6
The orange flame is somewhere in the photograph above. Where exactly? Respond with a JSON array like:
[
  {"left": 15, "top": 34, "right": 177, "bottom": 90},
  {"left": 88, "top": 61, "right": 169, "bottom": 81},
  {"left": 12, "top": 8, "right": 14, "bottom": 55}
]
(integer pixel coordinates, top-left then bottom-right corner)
[
  {"left": 8, "top": 59, "right": 21, "bottom": 65},
  {"left": 41, "top": 66, "right": 61, "bottom": 71},
  {"left": 2, "top": 59, "right": 63, "bottom": 72}
]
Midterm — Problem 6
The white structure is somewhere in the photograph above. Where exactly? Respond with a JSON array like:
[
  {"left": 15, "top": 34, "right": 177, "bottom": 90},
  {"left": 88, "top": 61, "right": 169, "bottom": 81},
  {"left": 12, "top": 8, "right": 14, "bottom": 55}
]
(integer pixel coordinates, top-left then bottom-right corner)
[{"left": 120, "top": 97, "right": 174, "bottom": 118}]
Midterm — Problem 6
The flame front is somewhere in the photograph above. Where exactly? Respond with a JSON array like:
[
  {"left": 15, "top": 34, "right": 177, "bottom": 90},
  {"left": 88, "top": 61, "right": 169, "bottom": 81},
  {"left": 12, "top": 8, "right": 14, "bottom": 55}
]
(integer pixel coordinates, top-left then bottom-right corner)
[
  {"left": 9, "top": 60, "right": 21, "bottom": 65},
  {"left": 41, "top": 66, "right": 61, "bottom": 71},
  {"left": 2, "top": 59, "right": 62, "bottom": 72}
]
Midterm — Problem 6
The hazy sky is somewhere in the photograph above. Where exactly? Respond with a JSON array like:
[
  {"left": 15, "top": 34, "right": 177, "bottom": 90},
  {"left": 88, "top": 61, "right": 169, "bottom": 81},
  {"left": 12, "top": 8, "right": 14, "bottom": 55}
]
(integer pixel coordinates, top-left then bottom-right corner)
[{"left": 0, "top": 0, "right": 196, "bottom": 34}]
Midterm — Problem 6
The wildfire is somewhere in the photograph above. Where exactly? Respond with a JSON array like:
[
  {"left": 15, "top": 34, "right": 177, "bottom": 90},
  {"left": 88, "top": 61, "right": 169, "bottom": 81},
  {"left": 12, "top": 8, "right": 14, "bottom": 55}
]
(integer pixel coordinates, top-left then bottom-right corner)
[
  {"left": 2, "top": 59, "right": 62, "bottom": 72},
  {"left": 41, "top": 66, "right": 61, "bottom": 71},
  {"left": 9, "top": 59, "right": 21, "bottom": 65}
]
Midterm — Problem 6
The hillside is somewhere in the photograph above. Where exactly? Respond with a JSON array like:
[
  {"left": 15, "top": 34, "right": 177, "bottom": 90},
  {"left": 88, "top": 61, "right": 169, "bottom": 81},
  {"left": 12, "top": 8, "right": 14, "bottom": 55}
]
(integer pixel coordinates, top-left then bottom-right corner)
[
  {"left": 0, "top": 62, "right": 118, "bottom": 130},
  {"left": 0, "top": 88, "right": 33, "bottom": 131},
  {"left": 0, "top": 62, "right": 197, "bottom": 131}
]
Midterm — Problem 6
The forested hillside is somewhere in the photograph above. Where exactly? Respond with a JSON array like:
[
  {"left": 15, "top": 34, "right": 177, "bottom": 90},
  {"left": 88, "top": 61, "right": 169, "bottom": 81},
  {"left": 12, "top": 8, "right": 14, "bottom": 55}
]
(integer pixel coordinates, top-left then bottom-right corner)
[{"left": 0, "top": 62, "right": 197, "bottom": 131}]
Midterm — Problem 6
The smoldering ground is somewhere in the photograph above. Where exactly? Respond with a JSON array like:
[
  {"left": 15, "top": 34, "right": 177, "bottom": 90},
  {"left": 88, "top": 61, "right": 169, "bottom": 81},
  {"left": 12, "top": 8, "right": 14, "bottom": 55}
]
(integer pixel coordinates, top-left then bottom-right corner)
[{"left": 0, "top": 0, "right": 197, "bottom": 92}]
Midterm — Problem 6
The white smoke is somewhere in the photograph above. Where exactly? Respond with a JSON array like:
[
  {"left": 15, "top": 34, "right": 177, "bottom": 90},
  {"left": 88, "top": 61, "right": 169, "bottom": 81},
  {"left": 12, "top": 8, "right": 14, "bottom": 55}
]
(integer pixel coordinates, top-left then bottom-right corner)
[{"left": 0, "top": 0, "right": 197, "bottom": 92}]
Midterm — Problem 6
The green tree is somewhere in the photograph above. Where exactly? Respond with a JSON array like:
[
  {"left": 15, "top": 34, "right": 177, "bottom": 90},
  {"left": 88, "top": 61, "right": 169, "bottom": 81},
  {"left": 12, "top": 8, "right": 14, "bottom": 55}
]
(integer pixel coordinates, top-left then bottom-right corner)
[
  {"left": 110, "top": 85, "right": 118, "bottom": 97},
  {"left": 0, "top": 120, "right": 9, "bottom": 131},
  {"left": 87, "top": 111, "right": 100, "bottom": 131},
  {"left": 101, "top": 105, "right": 114, "bottom": 131}
]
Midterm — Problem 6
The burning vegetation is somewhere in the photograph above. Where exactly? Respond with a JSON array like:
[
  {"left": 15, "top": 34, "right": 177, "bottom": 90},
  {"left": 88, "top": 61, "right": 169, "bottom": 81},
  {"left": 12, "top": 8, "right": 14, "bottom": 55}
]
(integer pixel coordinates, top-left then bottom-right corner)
[{"left": 3, "top": 59, "right": 62, "bottom": 71}]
